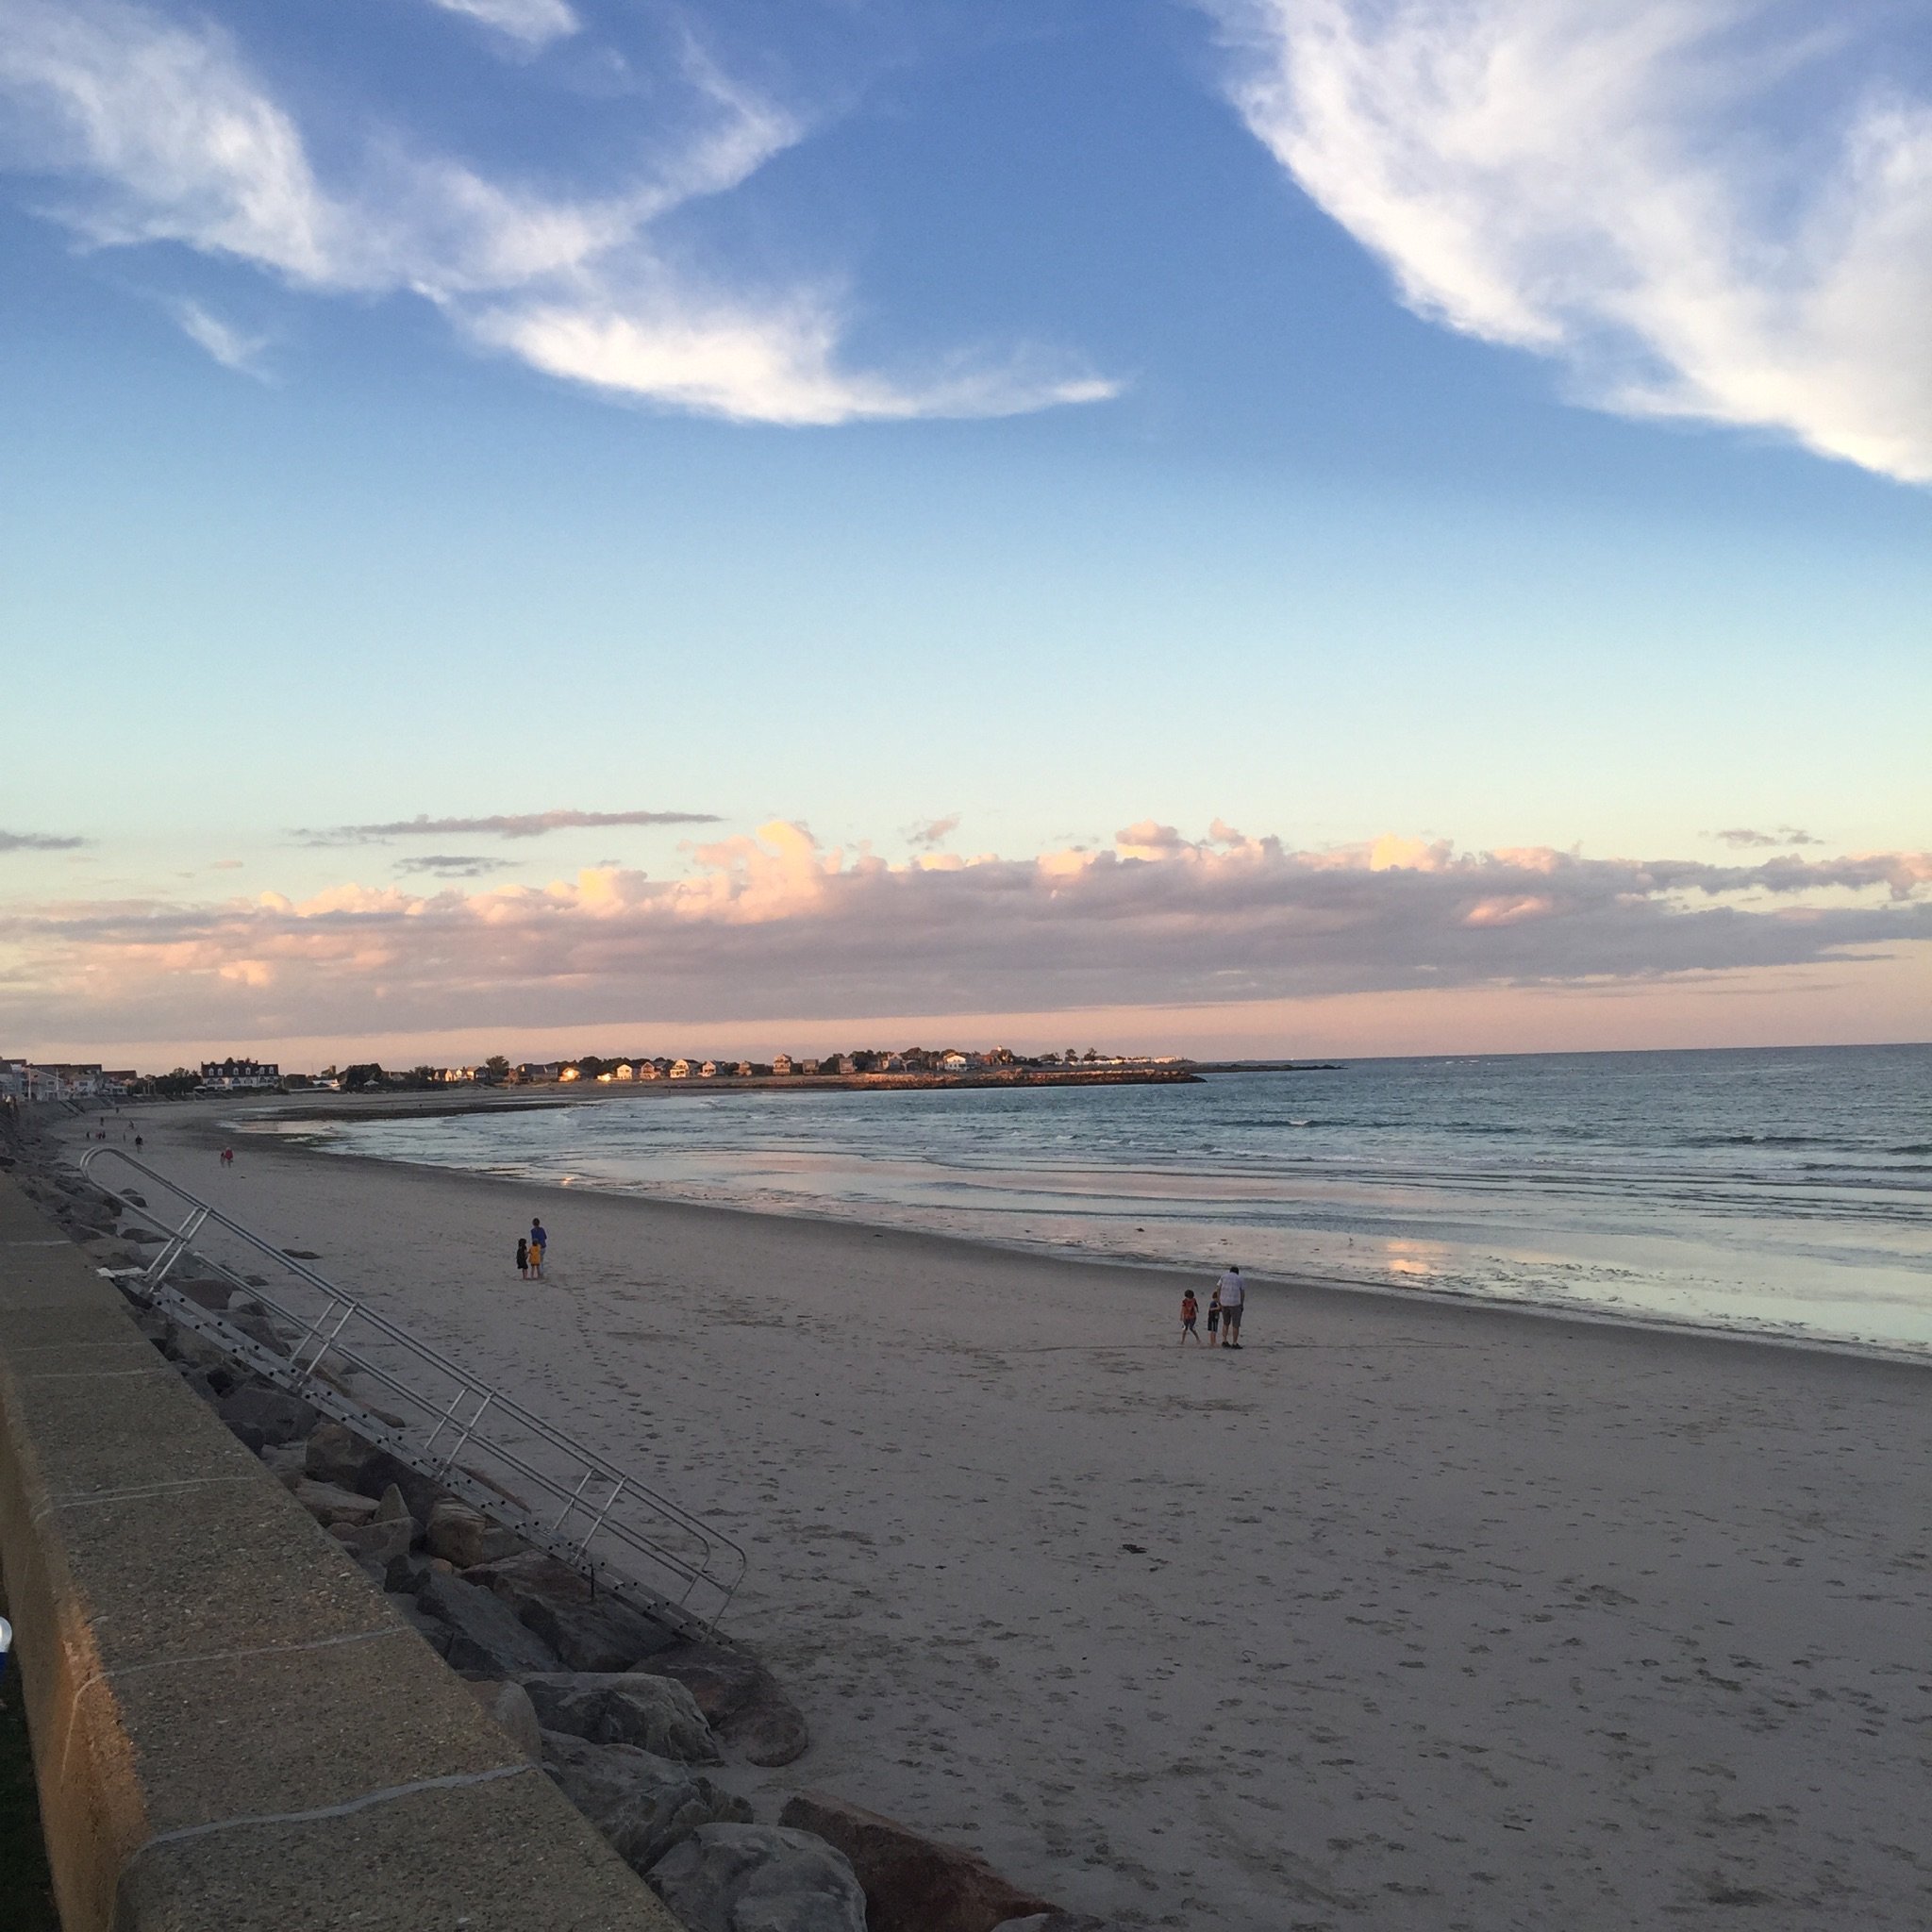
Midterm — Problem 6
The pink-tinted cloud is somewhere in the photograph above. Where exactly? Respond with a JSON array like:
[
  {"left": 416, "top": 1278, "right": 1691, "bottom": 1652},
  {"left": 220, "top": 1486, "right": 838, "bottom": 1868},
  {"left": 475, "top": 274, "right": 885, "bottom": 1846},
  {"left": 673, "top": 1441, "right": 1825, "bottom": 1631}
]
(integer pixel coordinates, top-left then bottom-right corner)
[{"left": 1, "top": 820, "right": 1926, "bottom": 1047}]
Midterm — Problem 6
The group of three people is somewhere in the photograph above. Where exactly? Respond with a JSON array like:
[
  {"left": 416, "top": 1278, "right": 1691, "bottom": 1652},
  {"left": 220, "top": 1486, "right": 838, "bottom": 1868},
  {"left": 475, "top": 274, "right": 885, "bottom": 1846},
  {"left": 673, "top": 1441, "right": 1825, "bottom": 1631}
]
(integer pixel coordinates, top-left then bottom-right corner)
[
  {"left": 1180, "top": 1265, "right": 1246, "bottom": 1346},
  {"left": 515, "top": 1217, "right": 547, "bottom": 1278}
]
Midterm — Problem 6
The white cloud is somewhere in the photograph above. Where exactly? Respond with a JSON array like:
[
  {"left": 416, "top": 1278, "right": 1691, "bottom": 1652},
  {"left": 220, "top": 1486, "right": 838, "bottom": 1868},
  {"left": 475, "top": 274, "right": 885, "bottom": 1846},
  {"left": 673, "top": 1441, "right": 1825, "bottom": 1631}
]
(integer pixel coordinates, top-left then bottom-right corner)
[
  {"left": 1209, "top": 0, "right": 1932, "bottom": 482},
  {"left": 173, "top": 298, "right": 268, "bottom": 375},
  {"left": 0, "top": 0, "right": 1115, "bottom": 425},
  {"left": 414, "top": 0, "right": 579, "bottom": 50}
]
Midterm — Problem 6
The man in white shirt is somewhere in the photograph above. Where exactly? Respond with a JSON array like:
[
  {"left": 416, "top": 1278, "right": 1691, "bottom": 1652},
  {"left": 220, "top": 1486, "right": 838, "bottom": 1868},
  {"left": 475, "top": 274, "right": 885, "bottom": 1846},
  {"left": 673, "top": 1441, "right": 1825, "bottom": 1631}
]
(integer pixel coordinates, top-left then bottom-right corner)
[{"left": 1216, "top": 1265, "right": 1245, "bottom": 1347}]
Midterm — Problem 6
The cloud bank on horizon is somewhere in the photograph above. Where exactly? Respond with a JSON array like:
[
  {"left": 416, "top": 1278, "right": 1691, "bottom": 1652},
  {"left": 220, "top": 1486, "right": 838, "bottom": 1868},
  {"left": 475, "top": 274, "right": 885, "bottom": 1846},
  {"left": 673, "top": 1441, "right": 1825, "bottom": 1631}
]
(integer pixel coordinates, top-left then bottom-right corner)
[
  {"left": 3, "top": 820, "right": 1925, "bottom": 1046},
  {"left": 0, "top": 0, "right": 1114, "bottom": 424},
  {"left": 1211, "top": 0, "right": 1932, "bottom": 482}
]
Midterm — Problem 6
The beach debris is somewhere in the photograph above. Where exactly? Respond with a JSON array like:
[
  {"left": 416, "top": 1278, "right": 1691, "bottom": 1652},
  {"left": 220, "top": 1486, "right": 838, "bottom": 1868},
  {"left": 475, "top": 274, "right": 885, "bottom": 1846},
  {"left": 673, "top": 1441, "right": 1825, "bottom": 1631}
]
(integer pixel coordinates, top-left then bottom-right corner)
[
  {"left": 778, "top": 1790, "right": 1058, "bottom": 1932},
  {"left": 411, "top": 1571, "right": 564, "bottom": 1677},
  {"left": 544, "top": 1733, "right": 750, "bottom": 1878},
  {"left": 519, "top": 1672, "right": 720, "bottom": 1763},
  {"left": 648, "top": 1823, "right": 864, "bottom": 1932},
  {"left": 644, "top": 1641, "right": 810, "bottom": 1768},
  {"left": 462, "top": 1678, "right": 543, "bottom": 1762}
]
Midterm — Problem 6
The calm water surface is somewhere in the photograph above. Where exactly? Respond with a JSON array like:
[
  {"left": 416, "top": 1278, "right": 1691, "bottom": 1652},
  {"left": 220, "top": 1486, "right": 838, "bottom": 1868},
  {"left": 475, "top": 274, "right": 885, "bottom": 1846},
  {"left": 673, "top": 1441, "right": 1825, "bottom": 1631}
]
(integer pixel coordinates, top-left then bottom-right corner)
[{"left": 280, "top": 1045, "right": 1931, "bottom": 1357}]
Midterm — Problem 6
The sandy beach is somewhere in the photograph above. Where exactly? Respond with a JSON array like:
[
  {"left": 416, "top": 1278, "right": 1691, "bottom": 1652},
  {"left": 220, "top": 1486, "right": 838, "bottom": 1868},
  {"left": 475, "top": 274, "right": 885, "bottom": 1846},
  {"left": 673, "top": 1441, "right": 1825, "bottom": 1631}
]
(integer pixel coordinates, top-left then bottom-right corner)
[{"left": 63, "top": 1102, "right": 1932, "bottom": 1931}]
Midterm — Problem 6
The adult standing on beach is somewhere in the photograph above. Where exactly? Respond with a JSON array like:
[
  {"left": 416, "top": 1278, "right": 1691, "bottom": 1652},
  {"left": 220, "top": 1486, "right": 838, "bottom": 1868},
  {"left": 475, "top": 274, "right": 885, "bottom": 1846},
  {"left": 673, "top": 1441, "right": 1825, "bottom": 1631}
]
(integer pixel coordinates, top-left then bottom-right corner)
[
  {"left": 1217, "top": 1265, "right": 1245, "bottom": 1347},
  {"left": 528, "top": 1217, "right": 547, "bottom": 1278}
]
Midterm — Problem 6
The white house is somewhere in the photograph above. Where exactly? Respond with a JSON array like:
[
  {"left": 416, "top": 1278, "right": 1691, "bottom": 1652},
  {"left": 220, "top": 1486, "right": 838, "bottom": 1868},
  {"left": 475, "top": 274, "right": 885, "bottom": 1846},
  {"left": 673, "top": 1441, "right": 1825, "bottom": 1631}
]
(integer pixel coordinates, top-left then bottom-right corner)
[
  {"left": 670, "top": 1059, "right": 691, "bottom": 1079},
  {"left": 698, "top": 1060, "right": 719, "bottom": 1078},
  {"left": 200, "top": 1058, "right": 280, "bottom": 1091},
  {"left": 939, "top": 1051, "right": 972, "bottom": 1073},
  {"left": 772, "top": 1054, "right": 793, "bottom": 1075}
]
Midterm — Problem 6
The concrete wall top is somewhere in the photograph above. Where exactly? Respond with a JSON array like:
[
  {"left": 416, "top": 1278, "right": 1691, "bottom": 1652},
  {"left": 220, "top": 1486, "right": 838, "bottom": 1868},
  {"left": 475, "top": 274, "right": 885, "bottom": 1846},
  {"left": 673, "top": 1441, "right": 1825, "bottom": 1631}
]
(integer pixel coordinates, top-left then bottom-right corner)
[{"left": 0, "top": 1172, "right": 683, "bottom": 1931}]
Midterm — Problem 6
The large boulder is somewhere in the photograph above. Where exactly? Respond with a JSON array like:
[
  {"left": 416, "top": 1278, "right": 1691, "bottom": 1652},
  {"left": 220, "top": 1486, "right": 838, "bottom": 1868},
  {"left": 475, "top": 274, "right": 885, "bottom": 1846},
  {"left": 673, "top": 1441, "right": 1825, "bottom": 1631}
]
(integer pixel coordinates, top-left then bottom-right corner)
[
  {"left": 543, "top": 1733, "right": 749, "bottom": 1876},
  {"left": 413, "top": 1572, "right": 563, "bottom": 1677},
  {"left": 648, "top": 1641, "right": 809, "bottom": 1768},
  {"left": 293, "top": 1478, "right": 380, "bottom": 1526},
  {"left": 349, "top": 1448, "right": 458, "bottom": 1524},
  {"left": 466, "top": 1551, "right": 675, "bottom": 1673},
  {"left": 331, "top": 1514, "right": 414, "bottom": 1578},
  {"left": 217, "top": 1384, "right": 318, "bottom": 1446},
  {"left": 648, "top": 1824, "right": 866, "bottom": 1932},
  {"left": 424, "top": 1497, "right": 522, "bottom": 1570},
  {"left": 305, "top": 1421, "right": 378, "bottom": 1490},
  {"left": 520, "top": 1673, "right": 720, "bottom": 1763},
  {"left": 778, "top": 1791, "right": 1057, "bottom": 1932},
  {"left": 463, "top": 1678, "right": 543, "bottom": 1761}
]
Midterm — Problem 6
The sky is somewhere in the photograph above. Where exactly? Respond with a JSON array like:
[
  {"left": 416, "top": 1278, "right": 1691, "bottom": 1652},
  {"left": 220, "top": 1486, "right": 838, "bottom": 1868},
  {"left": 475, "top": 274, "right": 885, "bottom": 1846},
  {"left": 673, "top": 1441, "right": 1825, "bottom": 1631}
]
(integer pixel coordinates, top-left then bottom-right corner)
[{"left": 0, "top": 0, "right": 1927, "bottom": 1066}]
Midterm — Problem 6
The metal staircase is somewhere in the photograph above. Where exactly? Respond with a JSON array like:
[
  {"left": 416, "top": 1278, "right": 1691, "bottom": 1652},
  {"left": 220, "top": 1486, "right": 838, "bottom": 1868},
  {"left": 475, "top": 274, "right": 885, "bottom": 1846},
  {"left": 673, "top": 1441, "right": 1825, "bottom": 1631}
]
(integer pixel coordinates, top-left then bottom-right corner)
[{"left": 78, "top": 1147, "right": 744, "bottom": 1642}]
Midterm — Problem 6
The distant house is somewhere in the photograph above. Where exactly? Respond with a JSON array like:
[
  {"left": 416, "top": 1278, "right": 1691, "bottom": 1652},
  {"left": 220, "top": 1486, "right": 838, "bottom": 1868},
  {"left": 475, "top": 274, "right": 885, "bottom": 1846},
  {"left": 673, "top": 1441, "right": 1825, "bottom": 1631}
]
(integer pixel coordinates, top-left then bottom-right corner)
[
  {"left": 800, "top": 1058, "right": 821, "bottom": 1076},
  {"left": 613, "top": 1062, "right": 635, "bottom": 1081},
  {"left": 670, "top": 1059, "right": 691, "bottom": 1079},
  {"left": 639, "top": 1062, "right": 663, "bottom": 1081},
  {"left": 698, "top": 1060, "right": 719, "bottom": 1078},
  {"left": 200, "top": 1058, "right": 279, "bottom": 1091},
  {"left": 772, "top": 1054, "right": 793, "bottom": 1075},
  {"left": 833, "top": 1055, "right": 857, "bottom": 1075},
  {"left": 939, "top": 1051, "right": 971, "bottom": 1073},
  {"left": 102, "top": 1070, "right": 138, "bottom": 1095},
  {"left": 0, "top": 1059, "right": 26, "bottom": 1101},
  {"left": 733, "top": 1061, "right": 754, "bottom": 1077}
]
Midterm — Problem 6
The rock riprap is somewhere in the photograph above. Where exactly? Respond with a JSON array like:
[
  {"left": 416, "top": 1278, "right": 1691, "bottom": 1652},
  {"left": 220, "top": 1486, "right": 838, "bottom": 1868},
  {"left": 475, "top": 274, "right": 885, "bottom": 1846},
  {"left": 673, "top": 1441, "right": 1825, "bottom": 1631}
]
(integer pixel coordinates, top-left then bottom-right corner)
[
  {"left": 779, "top": 1790, "right": 1058, "bottom": 1932},
  {"left": 646, "top": 1641, "right": 810, "bottom": 1767},
  {"left": 521, "top": 1672, "right": 721, "bottom": 1762},
  {"left": 648, "top": 1824, "right": 868, "bottom": 1932},
  {"left": 542, "top": 1732, "right": 750, "bottom": 1876}
]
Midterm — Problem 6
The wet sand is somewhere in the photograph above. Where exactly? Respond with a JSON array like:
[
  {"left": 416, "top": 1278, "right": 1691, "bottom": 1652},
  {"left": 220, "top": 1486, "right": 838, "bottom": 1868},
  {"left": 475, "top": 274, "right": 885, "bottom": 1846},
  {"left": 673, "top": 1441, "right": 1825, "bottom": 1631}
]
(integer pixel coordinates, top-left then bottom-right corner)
[{"left": 65, "top": 1104, "right": 1932, "bottom": 1931}]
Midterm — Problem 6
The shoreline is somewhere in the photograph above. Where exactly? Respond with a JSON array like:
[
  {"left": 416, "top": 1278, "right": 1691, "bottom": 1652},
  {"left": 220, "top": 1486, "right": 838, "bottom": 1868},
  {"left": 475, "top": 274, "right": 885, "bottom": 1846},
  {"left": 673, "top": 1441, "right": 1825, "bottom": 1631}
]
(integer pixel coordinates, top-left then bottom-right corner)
[
  {"left": 53, "top": 1101, "right": 1932, "bottom": 1930},
  {"left": 225, "top": 1103, "right": 1932, "bottom": 1376}
]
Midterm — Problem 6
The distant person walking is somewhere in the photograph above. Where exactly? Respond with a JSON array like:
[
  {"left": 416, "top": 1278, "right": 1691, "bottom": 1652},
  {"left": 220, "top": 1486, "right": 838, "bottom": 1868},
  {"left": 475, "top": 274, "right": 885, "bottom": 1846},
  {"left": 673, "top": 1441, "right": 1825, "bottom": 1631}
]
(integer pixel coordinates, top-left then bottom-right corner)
[
  {"left": 516, "top": 1236, "right": 529, "bottom": 1279},
  {"left": 1180, "top": 1289, "right": 1201, "bottom": 1344},
  {"left": 1206, "top": 1285, "right": 1221, "bottom": 1341},
  {"left": 1217, "top": 1265, "right": 1245, "bottom": 1347},
  {"left": 528, "top": 1218, "right": 547, "bottom": 1278}
]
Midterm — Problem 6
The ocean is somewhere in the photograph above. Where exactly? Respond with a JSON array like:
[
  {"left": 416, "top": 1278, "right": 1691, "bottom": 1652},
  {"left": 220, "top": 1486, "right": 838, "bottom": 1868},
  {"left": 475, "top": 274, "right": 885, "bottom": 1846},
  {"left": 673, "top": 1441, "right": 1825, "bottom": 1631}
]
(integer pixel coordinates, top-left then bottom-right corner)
[{"left": 283, "top": 1043, "right": 1931, "bottom": 1358}]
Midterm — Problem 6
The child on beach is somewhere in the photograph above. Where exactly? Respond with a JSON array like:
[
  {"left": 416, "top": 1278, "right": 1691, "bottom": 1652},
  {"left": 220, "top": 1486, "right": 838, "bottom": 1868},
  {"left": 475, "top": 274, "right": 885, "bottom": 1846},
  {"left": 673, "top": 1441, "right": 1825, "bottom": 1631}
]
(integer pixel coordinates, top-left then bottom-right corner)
[
  {"left": 1206, "top": 1286, "right": 1221, "bottom": 1339},
  {"left": 528, "top": 1218, "right": 546, "bottom": 1278},
  {"left": 516, "top": 1236, "right": 528, "bottom": 1278},
  {"left": 1180, "top": 1289, "right": 1200, "bottom": 1343}
]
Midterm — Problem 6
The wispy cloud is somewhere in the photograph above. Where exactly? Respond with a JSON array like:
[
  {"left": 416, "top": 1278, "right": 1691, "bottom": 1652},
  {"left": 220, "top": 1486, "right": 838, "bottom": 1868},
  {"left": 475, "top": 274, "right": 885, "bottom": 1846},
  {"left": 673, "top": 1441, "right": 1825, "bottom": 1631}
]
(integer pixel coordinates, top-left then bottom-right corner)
[
  {"left": 391, "top": 853, "right": 518, "bottom": 877},
  {"left": 0, "top": 0, "right": 1115, "bottom": 424},
  {"left": 1208, "top": 0, "right": 1932, "bottom": 482},
  {"left": 297, "top": 808, "right": 723, "bottom": 846},
  {"left": 0, "top": 828, "right": 86, "bottom": 852},
  {"left": 1713, "top": 825, "right": 1821, "bottom": 850},
  {"left": 3, "top": 820, "right": 1925, "bottom": 1042},
  {"left": 906, "top": 814, "right": 960, "bottom": 850},
  {"left": 412, "top": 0, "right": 578, "bottom": 51},
  {"left": 172, "top": 297, "right": 269, "bottom": 375}
]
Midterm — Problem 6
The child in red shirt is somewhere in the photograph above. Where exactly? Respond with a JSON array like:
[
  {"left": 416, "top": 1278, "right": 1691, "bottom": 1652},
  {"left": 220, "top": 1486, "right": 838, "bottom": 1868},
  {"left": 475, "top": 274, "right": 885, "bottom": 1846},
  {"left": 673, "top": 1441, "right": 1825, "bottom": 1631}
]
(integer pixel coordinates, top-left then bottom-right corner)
[{"left": 1180, "top": 1289, "right": 1201, "bottom": 1343}]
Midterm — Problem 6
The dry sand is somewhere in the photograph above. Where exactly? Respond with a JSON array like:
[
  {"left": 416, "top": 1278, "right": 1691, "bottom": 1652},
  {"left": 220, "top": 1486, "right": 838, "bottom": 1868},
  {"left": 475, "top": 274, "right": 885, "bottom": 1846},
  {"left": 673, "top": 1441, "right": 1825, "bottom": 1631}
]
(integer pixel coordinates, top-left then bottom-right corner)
[{"left": 64, "top": 1105, "right": 1932, "bottom": 1931}]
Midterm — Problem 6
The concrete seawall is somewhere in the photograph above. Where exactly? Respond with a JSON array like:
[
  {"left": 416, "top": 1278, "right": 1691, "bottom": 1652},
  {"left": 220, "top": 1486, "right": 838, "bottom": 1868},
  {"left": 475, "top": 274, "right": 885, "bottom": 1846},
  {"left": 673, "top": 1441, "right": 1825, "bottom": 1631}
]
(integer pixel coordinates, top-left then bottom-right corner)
[{"left": 0, "top": 1172, "right": 682, "bottom": 1930}]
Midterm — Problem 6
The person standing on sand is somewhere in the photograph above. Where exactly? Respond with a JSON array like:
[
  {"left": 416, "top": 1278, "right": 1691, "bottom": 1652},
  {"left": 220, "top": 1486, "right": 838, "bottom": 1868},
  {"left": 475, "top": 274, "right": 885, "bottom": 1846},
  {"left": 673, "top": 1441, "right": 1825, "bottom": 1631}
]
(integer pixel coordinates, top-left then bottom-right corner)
[
  {"left": 1217, "top": 1265, "right": 1245, "bottom": 1347},
  {"left": 1206, "top": 1284, "right": 1221, "bottom": 1341},
  {"left": 528, "top": 1217, "right": 547, "bottom": 1278},
  {"left": 516, "top": 1236, "right": 528, "bottom": 1279},
  {"left": 1180, "top": 1289, "right": 1201, "bottom": 1344}
]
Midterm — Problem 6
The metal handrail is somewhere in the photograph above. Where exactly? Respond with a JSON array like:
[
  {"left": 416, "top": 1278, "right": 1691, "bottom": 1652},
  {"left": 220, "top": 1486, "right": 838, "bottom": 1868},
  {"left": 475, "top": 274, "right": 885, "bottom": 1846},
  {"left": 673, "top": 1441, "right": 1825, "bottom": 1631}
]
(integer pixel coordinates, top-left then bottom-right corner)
[{"left": 78, "top": 1147, "right": 745, "bottom": 1638}]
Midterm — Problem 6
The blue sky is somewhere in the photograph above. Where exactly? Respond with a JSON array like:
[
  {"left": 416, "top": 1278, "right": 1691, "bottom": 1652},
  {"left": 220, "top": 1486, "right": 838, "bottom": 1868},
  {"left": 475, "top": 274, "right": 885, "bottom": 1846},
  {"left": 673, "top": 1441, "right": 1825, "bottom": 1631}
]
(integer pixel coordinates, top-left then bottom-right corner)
[{"left": 1, "top": 0, "right": 1927, "bottom": 1059}]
